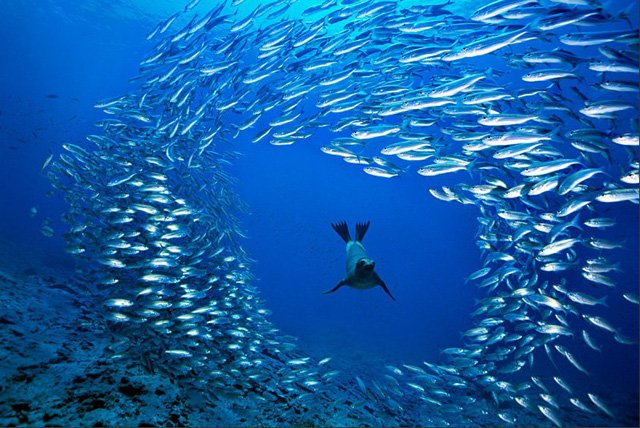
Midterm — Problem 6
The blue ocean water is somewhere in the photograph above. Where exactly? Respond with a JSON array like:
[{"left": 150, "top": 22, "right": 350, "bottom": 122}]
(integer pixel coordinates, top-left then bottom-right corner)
[{"left": 0, "top": 0, "right": 638, "bottom": 426}]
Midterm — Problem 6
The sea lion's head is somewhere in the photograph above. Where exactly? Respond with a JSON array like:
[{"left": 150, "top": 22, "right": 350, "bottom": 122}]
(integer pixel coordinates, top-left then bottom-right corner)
[{"left": 356, "top": 257, "right": 375, "bottom": 273}]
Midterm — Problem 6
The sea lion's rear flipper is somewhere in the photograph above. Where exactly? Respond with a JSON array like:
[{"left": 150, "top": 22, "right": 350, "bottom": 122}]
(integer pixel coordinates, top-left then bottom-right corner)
[
  {"left": 376, "top": 275, "right": 395, "bottom": 301},
  {"left": 323, "top": 279, "right": 347, "bottom": 295},
  {"left": 355, "top": 221, "right": 370, "bottom": 242},
  {"left": 332, "top": 221, "right": 351, "bottom": 243}
]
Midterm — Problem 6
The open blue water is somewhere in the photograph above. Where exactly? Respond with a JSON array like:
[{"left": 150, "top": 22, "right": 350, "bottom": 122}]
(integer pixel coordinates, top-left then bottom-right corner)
[{"left": 0, "top": 0, "right": 638, "bottom": 426}]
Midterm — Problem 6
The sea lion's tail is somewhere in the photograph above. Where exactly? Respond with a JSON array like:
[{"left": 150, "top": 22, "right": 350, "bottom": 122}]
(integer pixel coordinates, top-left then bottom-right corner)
[
  {"left": 331, "top": 221, "right": 351, "bottom": 243},
  {"left": 355, "top": 221, "right": 370, "bottom": 242}
]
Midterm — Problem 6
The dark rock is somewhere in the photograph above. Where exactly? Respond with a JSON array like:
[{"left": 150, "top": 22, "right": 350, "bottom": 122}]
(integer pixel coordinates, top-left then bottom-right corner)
[
  {"left": 11, "top": 402, "right": 30, "bottom": 412},
  {"left": 10, "top": 403, "right": 30, "bottom": 424},
  {"left": 155, "top": 388, "right": 165, "bottom": 396},
  {"left": 0, "top": 315, "right": 15, "bottom": 324},
  {"left": 17, "top": 364, "right": 41, "bottom": 371},
  {"left": 43, "top": 412, "right": 58, "bottom": 422},
  {"left": 11, "top": 372, "right": 34, "bottom": 384},
  {"left": 118, "top": 383, "right": 146, "bottom": 397},
  {"left": 48, "top": 355, "right": 67, "bottom": 364},
  {"left": 49, "top": 283, "right": 77, "bottom": 295},
  {"left": 89, "top": 398, "right": 106, "bottom": 410},
  {"left": 77, "top": 393, "right": 93, "bottom": 403}
]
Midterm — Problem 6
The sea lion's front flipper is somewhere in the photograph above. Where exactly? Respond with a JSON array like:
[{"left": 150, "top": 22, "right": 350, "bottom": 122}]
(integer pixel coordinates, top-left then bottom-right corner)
[
  {"left": 323, "top": 279, "right": 347, "bottom": 295},
  {"left": 376, "top": 275, "right": 395, "bottom": 301}
]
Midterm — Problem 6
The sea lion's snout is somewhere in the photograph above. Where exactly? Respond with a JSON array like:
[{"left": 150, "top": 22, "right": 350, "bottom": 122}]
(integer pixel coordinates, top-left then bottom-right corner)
[{"left": 357, "top": 258, "right": 375, "bottom": 272}]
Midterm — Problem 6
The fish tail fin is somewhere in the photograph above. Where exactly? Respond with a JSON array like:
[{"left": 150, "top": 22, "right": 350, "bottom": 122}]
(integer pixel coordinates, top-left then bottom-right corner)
[
  {"left": 331, "top": 221, "right": 351, "bottom": 243},
  {"left": 355, "top": 221, "right": 370, "bottom": 242}
]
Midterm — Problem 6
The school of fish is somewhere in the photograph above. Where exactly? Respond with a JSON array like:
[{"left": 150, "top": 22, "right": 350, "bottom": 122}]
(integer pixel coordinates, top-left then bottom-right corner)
[{"left": 46, "top": 0, "right": 638, "bottom": 425}]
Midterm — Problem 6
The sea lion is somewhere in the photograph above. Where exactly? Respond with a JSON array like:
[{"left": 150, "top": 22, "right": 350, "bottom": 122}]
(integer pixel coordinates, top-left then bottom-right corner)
[{"left": 324, "top": 221, "right": 395, "bottom": 300}]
